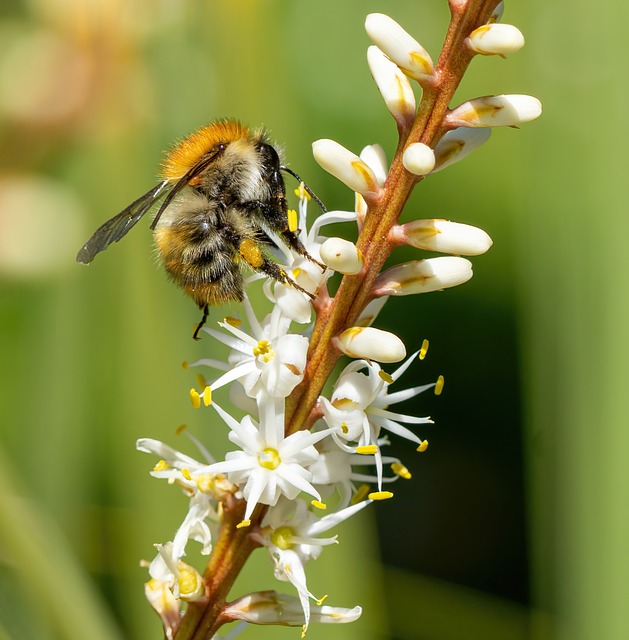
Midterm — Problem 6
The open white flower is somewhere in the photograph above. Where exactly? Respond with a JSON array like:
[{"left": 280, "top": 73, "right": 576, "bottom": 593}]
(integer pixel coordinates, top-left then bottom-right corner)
[{"left": 197, "top": 399, "right": 333, "bottom": 524}]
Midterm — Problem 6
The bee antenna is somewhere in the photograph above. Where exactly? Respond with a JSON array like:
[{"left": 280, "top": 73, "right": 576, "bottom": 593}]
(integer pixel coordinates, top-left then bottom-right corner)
[{"left": 280, "top": 166, "right": 328, "bottom": 214}]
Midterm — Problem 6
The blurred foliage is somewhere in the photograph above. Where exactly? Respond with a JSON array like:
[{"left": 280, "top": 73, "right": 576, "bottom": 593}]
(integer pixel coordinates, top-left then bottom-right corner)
[{"left": 1, "top": 1, "right": 627, "bottom": 640}]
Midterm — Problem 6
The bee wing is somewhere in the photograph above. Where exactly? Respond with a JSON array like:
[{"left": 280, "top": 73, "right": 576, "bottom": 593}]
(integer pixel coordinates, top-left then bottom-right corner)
[{"left": 76, "top": 180, "right": 171, "bottom": 264}]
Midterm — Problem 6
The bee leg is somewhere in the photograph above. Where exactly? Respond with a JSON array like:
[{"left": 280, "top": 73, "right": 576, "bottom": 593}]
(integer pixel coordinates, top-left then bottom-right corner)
[
  {"left": 238, "top": 238, "right": 316, "bottom": 300},
  {"left": 281, "top": 230, "right": 327, "bottom": 272},
  {"left": 193, "top": 304, "right": 209, "bottom": 341}
]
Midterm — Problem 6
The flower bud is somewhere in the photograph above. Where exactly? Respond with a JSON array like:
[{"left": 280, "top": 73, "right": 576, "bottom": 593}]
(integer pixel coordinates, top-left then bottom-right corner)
[
  {"left": 335, "top": 326, "right": 406, "bottom": 363},
  {"left": 225, "top": 590, "right": 362, "bottom": 626},
  {"left": 448, "top": 94, "right": 542, "bottom": 128},
  {"left": 432, "top": 127, "right": 491, "bottom": 173},
  {"left": 145, "top": 579, "right": 181, "bottom": 640},
  {"left": 466, "top": 24, "right": 525, "bottom": 56},
  {"left": 312, "top": 139, "right": 380, "bottom": 196},
  {"left": 365, "top": 13, "right": 435, "bottom": 82},
  {"left": 360, "top": 143, "right": 388, "bottom": 186},
  {"left": 402, "top": 142, "right": 435, "bottom": 175},
  {"left": 373, "top": 257, "right": 473, "bottom": 296},
  {"left": 398, "top": 219, "right": 493, "bottom": 255},
  {"left": 367, "top": 46, "right": 416, "bottom": 127},
  {"left": 319, "top": 237, "right": 363, "bottom": 274}
]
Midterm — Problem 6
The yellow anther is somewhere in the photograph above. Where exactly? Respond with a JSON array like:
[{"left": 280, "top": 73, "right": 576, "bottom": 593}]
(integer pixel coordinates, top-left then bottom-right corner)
[
  {"left": 176, "top": 424, "right": 187, "bottom": 435},
  {"left": 292, "top": 267, "right": 302, "bottom": 278},
  {"left": 196, "top": 374, "right": 208, "bottom": 390},
  {"left": 417, "top": 439, "right": 429, "bottom": 452},
  {"left": 153, "top": 460, "right": 169, "bottom": 472},
  {"left": 316, "top": 594, "right": 328, "bottom": 606},
  {"left": 190, "top": 388, "right": 201, "bottom": 409},
  {"left": 288, "top": 208, "right": 298, "bottom": 232},
  {"left": 271, "top": 526, "right": 294, "bottom": 550},
  {"left": 258, "top": 447, "right": 281, "bottom": 470},
  {"left": 435, "top": 375, "right": 444, "bottom": 395},
  {"left": 294, "top": 182, "right": 311, "bottom": 201},
  {"left": 224, "top": 316, "right": 241, "bottom": 327},
  {"left": 368, "top": 490, "right": 394, "bottom": 501},
  {"left": 352, "top": 484, "right": 371, "bottom": 504},
  {"left": 340, "top": 421, "right": 349, "bottom": 434},
  {"left": 182, "top": 361, "right": 189, "bottom": 370},
  {"left": 202, "top": 386, "right": 212, "bottom": 406},
  {"left": 419, "top": 339, "right": 429, "bottom": 360},
  {"left": 356, "top": 445, "right": 378, "bottom": 455},
  {"left": 236, "top": 519, "right": 251, "bottom": 529},
  {"left": 301, "top": 623, "right": 307, "bottom": 638},
  {"left": 311, "top": 500, "right": 327, "bottom": 510},
  {"left": 195, "top": 474, "right": 215, "bottom": 494},
  {"left": 181, "top": 468, "right": 192, "bottom": 481},
  {"left": 253, "top": 340, "right": 273, "bottom": 360},
  {"left": 379, "top": 370, "right": 394, "bottom": 384},
  {"left": 391, "top": 462, "right": 412, "bottom": 479}
]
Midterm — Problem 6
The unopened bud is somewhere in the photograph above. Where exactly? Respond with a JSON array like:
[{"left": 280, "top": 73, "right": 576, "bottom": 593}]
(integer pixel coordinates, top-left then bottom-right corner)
[
  {"left": 367, "top": 46, "right": 416, "bottom": 127},
  {"left": 145, "top": 579, "right": 181, "bottom": 640},
  {"left": 448, "top": 94, "right": 542, "bottom": 128},
  {"left": 398, "top": 219, "right": 493, "bottom": 255},
  {"left": 320, "top": 238, "right": 363, "bottom": 275},
  {"left": 360, "top": 144, "right": 388, "bottom": 187},
  {"left": 466, "top": 24, "right": 525, "bottom": 56},
  {"left": 373, "top": 257, "right": 473, "bottom": 296},
  {"left": 365, "top": 13, "right": 435, "bottom": 82},
  {"left": 402, "top": 143, "right": 436, "bottom": 175},
  {"left": 335, "top": 326, "right": 406, "bottom": 363},
  {"left": 313, "top": 139, "right": 380, "bottom": 196},
  {"left": 432, "top": 128, "right": 491, "bottom": 173}
]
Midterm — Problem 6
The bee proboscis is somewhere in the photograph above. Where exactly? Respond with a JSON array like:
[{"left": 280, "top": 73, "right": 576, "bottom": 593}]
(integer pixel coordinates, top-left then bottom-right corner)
[{"left": 77, "top": 119, "right": 325, "bottom": 338}]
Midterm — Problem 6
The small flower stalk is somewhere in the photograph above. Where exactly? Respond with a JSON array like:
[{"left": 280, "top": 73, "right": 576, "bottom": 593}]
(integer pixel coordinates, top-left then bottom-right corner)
[{"left": 137, "top": 2, "right": 540, "bottom": 639}]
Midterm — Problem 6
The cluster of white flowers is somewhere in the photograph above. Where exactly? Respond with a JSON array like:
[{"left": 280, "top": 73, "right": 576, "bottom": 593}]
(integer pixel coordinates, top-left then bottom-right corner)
[{"left": 137, "top": 5, "right": 539, "bottom": 639}]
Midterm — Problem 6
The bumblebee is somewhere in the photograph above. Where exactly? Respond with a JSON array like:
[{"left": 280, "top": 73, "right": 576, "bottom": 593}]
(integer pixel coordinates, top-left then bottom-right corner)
[{"left": 77, "top": 119, "right": 325, "bottom": 338}]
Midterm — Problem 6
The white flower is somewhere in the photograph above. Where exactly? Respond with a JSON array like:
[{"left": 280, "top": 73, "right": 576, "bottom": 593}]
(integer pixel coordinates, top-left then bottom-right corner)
[
  {"left": 148, "top": 542, "right": 205, "bottom": 602},
  {"left": 194, "top": 297, "right": 308, "bottom": 399},
  {"left": 197, "top": 399, "right": 333, "bottom": 524},
  {"left": 261, "top": 498, "right": 371, "bottom": 631}
]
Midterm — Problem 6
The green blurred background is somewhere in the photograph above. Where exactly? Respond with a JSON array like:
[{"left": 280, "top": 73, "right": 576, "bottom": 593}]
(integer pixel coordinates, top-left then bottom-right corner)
[{"left": 1, "top": 1, "right": 626, "bottom": 639}]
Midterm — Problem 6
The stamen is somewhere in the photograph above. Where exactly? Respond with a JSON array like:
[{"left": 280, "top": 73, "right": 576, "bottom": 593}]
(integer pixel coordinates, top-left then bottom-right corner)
[
  {"left": 253, "top": 340, "right": 274, "bottom": 361},
  {"left": 379, "top": 370, "right": 394, "bottom": 384},
  {"left": 435, "top": 375, "right": 444, "bottom": 395},
  {"left": 270, "top": 526, "right": 294, "bottom": 550},
  {"left": 224, "top": 316, "right": 241, "bottom": 327},
  {"left": 301, "top": 623, "right": 307, "bottom": 638},
  {"left": 316, "top": 595, "right": 328, "bottom": 606},
  {"left": 294, "top": 182, "right": 311, "bottom": 201},
  {"left": 190, "top": 389, "right": 201, "bottom": 409},
  {"left": 176, "top": 424, "right": 187, "bottom": 435},
  {"left": 181, "top": 468, "right": 192, "bottom": 481},
  {"left": 417, "top": 440, "right": 429, "bottom": 452},
  {"left": 391, "top": 462, "right": 412, "bottom": 479},
  {"left": 340, "top": 421, "right": 349, "bottom": 434},
  {"left": 202, "top": 386, "right": 212, "bottom": 406},
  {"left": 352, "top": 484, "right": 371, "bottom": 503},
  {"left": 153, "top": 460, "right": 169, "bottom": 472},
  {"left": 181, "top": 361, "right": 189, "bottom": 370},
  {"left": 236, "top": 519, "right": 251, "bottom": 529},
  {"left": 356, "top": 445, "right": 378, "bottom": 455},
  {"left": 196, "top": 373, "right": 207, "bottom": 389},
  {"left": 258, "top": 447, "right": 281, "bottom": 470},
  {"left": 368, "top": 490, "right": 394, "bottom": 500},
  {"left": 419, "top": 339, "right": 429, "bottom": 360},
  {"left": 288, "top": 208, "right": 298, "bottom": 232},
  {"left": 311, "top": 500, "right": 327, "bottom": 510}
]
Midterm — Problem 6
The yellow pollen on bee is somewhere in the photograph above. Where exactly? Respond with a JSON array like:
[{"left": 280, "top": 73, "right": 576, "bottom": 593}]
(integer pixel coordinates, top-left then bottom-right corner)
[
  {"left": 391, "top": 463, "right": 412, "bottom": 479},
  {"left": 417, "top": 440, "right": 429, "bottom": 452},
  {"left": 176, "top": 424, "right": 187, "bottom": 435},
  {"left": 224, "top": 316, "right": 241, "bottom": 327},
  {"left": 196, "top": 373, "right": 208, "bottom": 389},
  {"left": 153, "top": 460, "right": 169, "bottom": 472},
  {"left": 419, "top": 339, "right": 429, "bottom": 360},
  {"left": 356, "top": 445, "right": 378, "bottom": 455},
  {"left": 190, "top": 389, "right": 201, "bottom": 409},
  {"left": 258, "top": 447, "right": 281, "bottom": 470},
  {"left": 379, "top": 370, "right": 394, "bottom": 384},
  {"left": 253, "top": 340, "right": 274, "bottom": 361},
  {"left": 202, "top": 386, "right": 212, "bottom": 406},
  {"left": 294, "top": 182, "right": 311, "bottom": 201},
  {"left": 368, "top": 490, "right": 394, "bottom": 500},
  {"left": 181, "top": 468, "right": 192, "bottom": 481},
  {"left": 352, "top": 484, "right": 371, "bottom": 503},
  {"left": 236, "top": 519, "right": 251, "bottom": 529},
  {"left": 239, "top": 238, "right": 264, "bottom": 268},
  {"left": 311, "top": 500, "right": 327, "bottom": 510},
  {"left": 270, "top": 525, "right": 294, "bottom": 550},
  {"left": 435, "top": 375, "right": 444, "bottom": 395},
  {"left": 288, "top": 209, "right": 298, "bottom": 232}
]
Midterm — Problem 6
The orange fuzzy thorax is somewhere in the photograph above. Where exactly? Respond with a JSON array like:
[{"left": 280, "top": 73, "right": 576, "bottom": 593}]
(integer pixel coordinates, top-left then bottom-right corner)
[{"left": 160, "top": 120, "right": 253, "bottom": 181}]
